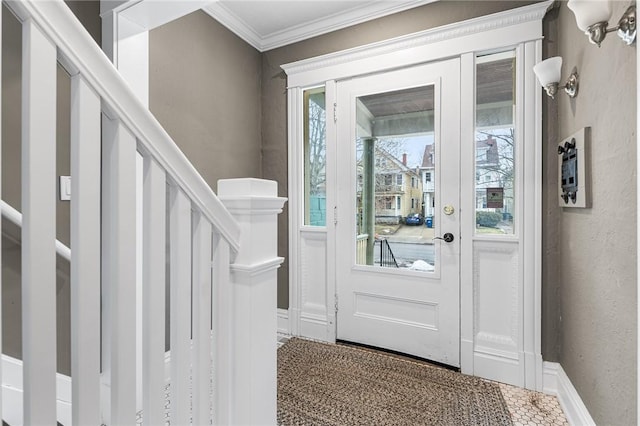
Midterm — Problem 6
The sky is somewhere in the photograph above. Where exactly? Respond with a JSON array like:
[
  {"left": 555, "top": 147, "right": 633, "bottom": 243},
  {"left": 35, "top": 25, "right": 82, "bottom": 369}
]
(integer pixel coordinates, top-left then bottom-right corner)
[{"left": 378, "top": 134, "right": 434, "bottom": 169}]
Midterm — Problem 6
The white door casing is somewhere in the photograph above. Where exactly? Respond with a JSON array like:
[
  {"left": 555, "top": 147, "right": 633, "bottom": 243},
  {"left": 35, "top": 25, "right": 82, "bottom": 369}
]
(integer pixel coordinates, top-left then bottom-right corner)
[
  {"left": 283, "top": 1, "right": 549, "bottom": 389},
  {"left": 335, "top": 60, "right": 461, "bottom": 366}
]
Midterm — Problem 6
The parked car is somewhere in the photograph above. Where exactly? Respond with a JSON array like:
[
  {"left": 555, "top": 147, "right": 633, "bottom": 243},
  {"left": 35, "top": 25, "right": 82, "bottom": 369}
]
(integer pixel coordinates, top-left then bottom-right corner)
[{"left": 405, "top": 213, "right": 424, "bottom": 226}]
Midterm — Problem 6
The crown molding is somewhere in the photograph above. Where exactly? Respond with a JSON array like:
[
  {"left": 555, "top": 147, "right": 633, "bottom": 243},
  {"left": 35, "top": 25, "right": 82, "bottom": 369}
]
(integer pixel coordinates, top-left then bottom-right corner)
[
  {"left": 204, "top": 0, "right": 436, "bottom": 52},
  {"left": 203, "top": 2, "right": 264, "bottom": 50},
  {"left": 283, "top": 0, "right": 552, "bottom": 79}
]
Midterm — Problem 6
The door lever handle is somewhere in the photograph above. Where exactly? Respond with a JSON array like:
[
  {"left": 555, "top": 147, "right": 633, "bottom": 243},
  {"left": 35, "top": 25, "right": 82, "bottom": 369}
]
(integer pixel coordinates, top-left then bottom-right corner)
[{"left": 433, "top": 232, "right": 454, "bottom": 243}]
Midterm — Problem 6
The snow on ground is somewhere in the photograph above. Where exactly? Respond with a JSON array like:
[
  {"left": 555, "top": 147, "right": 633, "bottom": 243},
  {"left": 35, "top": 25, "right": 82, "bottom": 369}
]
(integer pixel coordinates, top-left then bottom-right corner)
[{"left": 408, "top": 259, "right": 435, "bottom": 272}]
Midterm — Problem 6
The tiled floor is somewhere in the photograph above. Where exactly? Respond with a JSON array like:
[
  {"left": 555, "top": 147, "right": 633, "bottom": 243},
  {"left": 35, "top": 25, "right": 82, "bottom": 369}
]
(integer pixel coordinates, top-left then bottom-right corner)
[{"left": 499, "top": 382, "right": 569, "bottom": 426}]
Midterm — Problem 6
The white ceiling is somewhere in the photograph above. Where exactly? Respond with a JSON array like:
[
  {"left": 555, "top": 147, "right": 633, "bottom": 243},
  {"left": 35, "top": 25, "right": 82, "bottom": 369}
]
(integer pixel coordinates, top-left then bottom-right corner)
[{"left": 203, "top": 0, "right": 437, "bottom": 52}]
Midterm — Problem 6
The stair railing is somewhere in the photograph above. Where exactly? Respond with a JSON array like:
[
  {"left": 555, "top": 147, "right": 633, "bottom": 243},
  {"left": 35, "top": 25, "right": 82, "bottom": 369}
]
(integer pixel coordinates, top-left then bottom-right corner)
[
  {"left": 0, "top": 1, "right": 285, "bottom": 425},
  {"left": 1, "top": 201, "right": 71, "bottom": 261}
]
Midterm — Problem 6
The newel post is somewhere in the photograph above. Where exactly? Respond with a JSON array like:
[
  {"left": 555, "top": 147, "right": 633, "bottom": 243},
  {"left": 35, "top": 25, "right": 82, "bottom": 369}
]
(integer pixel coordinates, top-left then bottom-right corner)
[{"left": 218, "top": 178, "right": 286, "bottom": 426}]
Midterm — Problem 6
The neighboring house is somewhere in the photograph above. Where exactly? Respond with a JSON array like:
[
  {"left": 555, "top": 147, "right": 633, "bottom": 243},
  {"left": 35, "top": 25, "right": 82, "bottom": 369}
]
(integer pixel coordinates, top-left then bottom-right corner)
[
  {"left": 475, "top": 136, "right": 504, "bottom": 203},
  {"left": 357, "top": 148, "right": 423, "bottom": 225},
  {"left": 420, "top": 137, "right": 514, "bottom": 221},
  {"left": 420, "top": 144, "right": 435, "bottom": 217},
  {"left": 475, "top": 135, "right": 514, "bottom": 220}
]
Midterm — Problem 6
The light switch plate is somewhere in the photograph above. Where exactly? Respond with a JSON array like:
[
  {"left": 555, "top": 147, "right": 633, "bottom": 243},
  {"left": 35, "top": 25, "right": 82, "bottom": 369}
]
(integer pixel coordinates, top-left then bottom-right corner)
[
  {"left": 558, "top": 127, "right": 590, "bottom": 208},
  {"left": 59, "top": 176, "right": 71, "bottom": 201}
]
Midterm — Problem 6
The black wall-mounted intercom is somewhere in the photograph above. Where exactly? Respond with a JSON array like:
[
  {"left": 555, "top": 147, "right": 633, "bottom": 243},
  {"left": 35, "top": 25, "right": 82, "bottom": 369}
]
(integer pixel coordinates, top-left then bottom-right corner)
[{"left": 558, "top": 128, "right": 590, "bottom": 208}]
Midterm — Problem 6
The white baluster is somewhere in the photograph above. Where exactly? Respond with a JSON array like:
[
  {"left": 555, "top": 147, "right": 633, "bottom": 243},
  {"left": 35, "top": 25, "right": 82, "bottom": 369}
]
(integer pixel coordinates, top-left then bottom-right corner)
[
  {"left": 0, "top": 4, "right": 3, "bottom": 423},
  {"left": 192, "top": 212, "right": 212, "bottom": 425},
  {"left": 21, "top": 18, "right": 57, "bottom": 426},
  {"left": 70, "top": 74, "right": 101, "bottom": 425},
  {"left": 142, "top": 156, "right": 166, "bottom": 426},
  {"left": 102, "top": 116, "right": 137, "bottom": 425},
  {"left": 212, "top": 232, "right": 232, "bottom": 425},
  {"left": 169, "top": 185, "right": 191, "bottom": 426}
]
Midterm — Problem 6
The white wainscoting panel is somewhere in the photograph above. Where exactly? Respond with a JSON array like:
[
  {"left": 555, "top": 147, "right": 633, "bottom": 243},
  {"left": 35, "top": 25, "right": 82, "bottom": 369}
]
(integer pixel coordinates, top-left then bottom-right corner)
[
  {"left": 299, "top": 230, "right": 330, "bottom": 341},
  {"left": 473, "top": 240, "right": 524, "bottom": 385},
  {"left": 353, "top": 292, "right": 439, "bottom": 330}
]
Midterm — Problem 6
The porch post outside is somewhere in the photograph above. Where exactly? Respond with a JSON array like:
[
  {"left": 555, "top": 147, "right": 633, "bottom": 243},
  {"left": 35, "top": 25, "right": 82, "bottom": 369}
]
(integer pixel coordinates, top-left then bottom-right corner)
[{"left": 218, "top": 178, "right": 286, "bottom": 426}]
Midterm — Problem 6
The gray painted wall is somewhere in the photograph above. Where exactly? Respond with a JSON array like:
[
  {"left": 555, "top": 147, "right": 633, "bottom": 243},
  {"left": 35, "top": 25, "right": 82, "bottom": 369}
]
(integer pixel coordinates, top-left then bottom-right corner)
[
  {"left": 149, "top": 10, "right": 263, "bottom": 190},
  {"left": 548, "top": 1, "right": 637, "bottom": 424},
  {"left": 148, "top": 10, "right": 263, "bottom": 352},
  {"left": 542, "top": 1, "right": 561, "bottom": 368}
]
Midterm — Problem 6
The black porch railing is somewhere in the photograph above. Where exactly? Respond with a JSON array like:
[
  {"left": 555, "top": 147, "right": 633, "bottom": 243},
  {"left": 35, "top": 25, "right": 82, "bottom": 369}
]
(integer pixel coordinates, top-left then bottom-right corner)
[{"left": 377, "top": 239, "right": 399, "bottom": 268}]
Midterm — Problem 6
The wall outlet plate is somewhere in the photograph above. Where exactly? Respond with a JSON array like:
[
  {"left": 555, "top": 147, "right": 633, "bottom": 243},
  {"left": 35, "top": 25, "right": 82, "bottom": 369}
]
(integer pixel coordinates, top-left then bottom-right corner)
[{"left": 558, "top": 127, "right": 590, "bottom": 208}]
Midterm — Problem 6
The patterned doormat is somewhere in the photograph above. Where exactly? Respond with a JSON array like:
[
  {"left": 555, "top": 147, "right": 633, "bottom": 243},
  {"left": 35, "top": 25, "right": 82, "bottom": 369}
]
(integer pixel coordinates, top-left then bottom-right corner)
[{"left": 278, "top": 338, "right": 513, "bottom": 426}]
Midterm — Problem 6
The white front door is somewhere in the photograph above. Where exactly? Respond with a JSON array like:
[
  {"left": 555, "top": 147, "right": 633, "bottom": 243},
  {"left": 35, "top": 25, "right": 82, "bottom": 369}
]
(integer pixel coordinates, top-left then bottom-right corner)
[{"left": 335, "top": 59, "right": 461, "bottom": 366}]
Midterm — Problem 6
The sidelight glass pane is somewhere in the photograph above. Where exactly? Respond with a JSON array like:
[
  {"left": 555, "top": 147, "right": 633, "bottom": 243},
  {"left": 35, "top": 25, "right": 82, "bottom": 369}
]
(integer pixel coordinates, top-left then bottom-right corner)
[
  {"left": 304, "top": 87, "right": 326, "bottom": 226},
  {"left": 354, "top": 85, "right": 435, "bottom": 272},
  {"left": 475, "top": 51, "right": 516, "bottom": 235}
]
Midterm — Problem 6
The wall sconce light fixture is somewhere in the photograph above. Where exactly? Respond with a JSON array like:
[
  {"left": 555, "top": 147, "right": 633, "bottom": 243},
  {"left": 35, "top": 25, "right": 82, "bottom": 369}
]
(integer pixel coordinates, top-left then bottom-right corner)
[
  {"left": 567, "top": 0, "right": 636, "bottom": 47},
  {"left": 533, "top": 56, "right": 579, "bottom": 98}
]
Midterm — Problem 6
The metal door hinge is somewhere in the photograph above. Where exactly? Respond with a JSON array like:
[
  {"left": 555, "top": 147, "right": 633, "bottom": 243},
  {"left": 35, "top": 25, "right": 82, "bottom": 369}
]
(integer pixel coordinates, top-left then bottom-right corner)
[
  {"left": 334, "top": 294, "right": 339, "bottom": 313},
  {"left": 333, "top": 206, "right": 338, "bottom": 225},
  {"left": 333, "top": 103, "right": 337, "bottom": 123}
]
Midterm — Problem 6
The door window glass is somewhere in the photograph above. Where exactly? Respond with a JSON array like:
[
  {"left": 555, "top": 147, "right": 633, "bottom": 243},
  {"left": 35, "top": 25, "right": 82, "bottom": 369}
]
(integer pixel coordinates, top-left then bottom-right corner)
[{"left": 354, "top": 85, "right": 435, "bottom": 272}]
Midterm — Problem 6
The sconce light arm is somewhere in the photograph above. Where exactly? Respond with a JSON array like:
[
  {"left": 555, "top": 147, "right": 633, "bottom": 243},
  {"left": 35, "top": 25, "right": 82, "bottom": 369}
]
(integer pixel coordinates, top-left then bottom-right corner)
[
  {"left": 542, "top": 71, "right": 579, "bottom": 99},
  {"left": 585, "top": 5, "right": 636, "bottom": 46}
]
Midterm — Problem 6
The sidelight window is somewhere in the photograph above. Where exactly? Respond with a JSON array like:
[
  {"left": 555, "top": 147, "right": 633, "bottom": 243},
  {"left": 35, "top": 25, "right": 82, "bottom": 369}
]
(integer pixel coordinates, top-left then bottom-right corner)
[
  {"left": 303, "top": 87, "right": 326, "bottom": 226},
  {"left": 475, "top": 51, "right": 516, "bottom": 235}
]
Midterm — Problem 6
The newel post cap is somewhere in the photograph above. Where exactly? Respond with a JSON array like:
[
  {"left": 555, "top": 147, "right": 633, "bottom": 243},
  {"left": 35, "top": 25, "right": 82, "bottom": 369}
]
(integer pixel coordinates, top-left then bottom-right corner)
[{"left": 218, "top": 178, "right": 278, "bottom": 198}]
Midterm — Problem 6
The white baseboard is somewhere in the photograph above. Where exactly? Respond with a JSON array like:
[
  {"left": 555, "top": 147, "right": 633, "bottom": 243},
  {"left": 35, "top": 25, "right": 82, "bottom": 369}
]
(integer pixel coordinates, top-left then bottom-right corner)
[
  {"left": 2, "top": 354, "right": 72, "bottom": 426},
  {"left": 1, "top": 352, "right": 171, "bottom": 426},
  {"left": 542, "top": 361, "right": 559, "bottom": 395},
  {"left": 472, "top": 349, "right": 523, "bottom": 387},
  {"left": 1, "top": 350, "right": 594, "bottom": 426},
  {"left": 299, "top": 313, "right": 331, "bottom": 342},
  {"left": 542, "top": 361, "right": 595, "bottom": 426},
  {"left": 277, "top": 308, "right": 290, "bottom": 335}
]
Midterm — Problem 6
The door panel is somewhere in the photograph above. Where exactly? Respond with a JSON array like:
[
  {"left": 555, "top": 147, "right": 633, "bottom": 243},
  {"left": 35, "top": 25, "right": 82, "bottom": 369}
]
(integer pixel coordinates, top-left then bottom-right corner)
[{"left": 335, "top": 59, "right": 461, "bottom": 366}]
